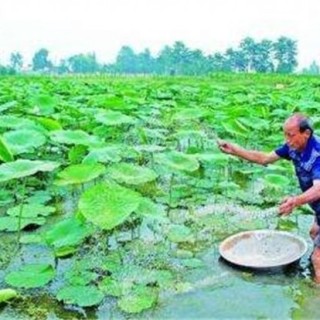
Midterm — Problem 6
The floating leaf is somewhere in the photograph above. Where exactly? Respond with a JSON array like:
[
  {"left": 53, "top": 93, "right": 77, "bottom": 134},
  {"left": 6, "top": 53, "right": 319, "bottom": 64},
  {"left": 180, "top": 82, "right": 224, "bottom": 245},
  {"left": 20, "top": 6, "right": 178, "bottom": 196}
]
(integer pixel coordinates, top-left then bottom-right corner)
[
  {"left": 118, "top": 285, "right": 157, "bottom": 314},
  {"left": 5, "top": 264, "right": 55, "bottom": 288},
  {"left": 3, "top": 129, "right": 46, "bottom": 155},
  {"left": 155, "top": 151, "right": 199, "bottom": 172},
  {"left": 0, "top": 288, "right": 18, "bottom": 303},
  {"left": 83, "top": 145, "right": 123, "bottom": 164},
  {"left": 0, "top": 101, "right": 17, "bottom": 113},
  {"left": 0, "top": 116, "right": 35, "bottom": 130},
  {"left": 108, "top": 163, "right": 157, "bottom": 185},
  {"left": 95, "top": 110, "right": 135, "bottom": 126},
  {"left": 54, "top": 163, "right": 106, "bottom": 186},
  {"left": 57, "top": 285, "right": 104, "bottom": 307},
  {"left": 79, "top": 182, "right": 141, "bottom": 230},
  {"left": 0, "top": 159, "right": 60, "bottom": 183},
  {"left": 50, "top": 130, "right": 102, "bottom": 147},
  {"left": 35, "top": 117, "right": 62, "bottom": 131},
  {"left": 135, "top": 197, "right": 165, "bottom": 218},
  {"left": 44, "top": 217, "right": 93, "bottom": 256},
  {"left": 0, "top": 216, "right": 46, "bottom": 231},
  {"left": 99, "top": 277, "right": 122, "bottom": 297},
  {"left": 7, "top": 203, "right": 56, "bottom": 218},
  {"left": 28, "top": 94, "right": 56, "bottom": 115}
]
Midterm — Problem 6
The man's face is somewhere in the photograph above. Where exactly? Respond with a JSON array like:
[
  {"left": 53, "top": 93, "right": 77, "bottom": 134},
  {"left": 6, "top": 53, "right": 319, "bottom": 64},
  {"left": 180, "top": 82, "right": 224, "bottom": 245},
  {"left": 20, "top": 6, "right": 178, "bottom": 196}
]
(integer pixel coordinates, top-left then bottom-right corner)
[{"left": 284, "top": 121, "right": 310, "bottom": 151}]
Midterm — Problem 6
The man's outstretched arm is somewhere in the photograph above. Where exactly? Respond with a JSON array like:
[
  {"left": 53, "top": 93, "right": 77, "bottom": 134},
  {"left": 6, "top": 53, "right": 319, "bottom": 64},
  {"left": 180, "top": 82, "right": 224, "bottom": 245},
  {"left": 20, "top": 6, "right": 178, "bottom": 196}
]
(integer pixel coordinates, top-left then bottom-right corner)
[{"left": 218, "top": 140, "right": 280, "bottom": 165}]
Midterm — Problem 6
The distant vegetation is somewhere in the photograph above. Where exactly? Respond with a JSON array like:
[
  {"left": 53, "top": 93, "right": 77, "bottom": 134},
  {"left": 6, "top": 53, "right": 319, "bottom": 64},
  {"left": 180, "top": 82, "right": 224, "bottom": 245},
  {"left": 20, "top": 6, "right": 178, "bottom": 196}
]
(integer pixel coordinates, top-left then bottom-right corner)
[{"left": 0, "top": 36, "right": 319, "bottom": 75}]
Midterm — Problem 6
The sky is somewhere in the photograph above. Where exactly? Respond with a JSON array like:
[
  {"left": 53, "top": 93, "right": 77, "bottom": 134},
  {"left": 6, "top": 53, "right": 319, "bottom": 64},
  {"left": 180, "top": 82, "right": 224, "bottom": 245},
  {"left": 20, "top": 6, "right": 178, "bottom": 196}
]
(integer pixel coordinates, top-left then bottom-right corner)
[{"left": 0, "top": 0, "right": 319, "bottom": 69}]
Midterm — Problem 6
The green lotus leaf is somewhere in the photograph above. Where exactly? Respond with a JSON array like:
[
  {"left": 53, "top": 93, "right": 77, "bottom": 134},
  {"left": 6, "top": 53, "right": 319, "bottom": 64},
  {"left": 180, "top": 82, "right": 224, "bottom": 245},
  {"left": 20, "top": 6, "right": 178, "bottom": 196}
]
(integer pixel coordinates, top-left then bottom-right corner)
[
  {"left": 79, "top": 182, "right": 141, "bottom": 230},
  {"left": 28, "top": 94, "right": 56, "bottom": 115},
  {"left": 155, "top": 151, "right": 199, "bottom": 172},
  {"left": 0, "top": 116, "right": 35, "bottom": 129},
  {"left": 7, "top": 203, "right": 56, "bottom": 218},
  {"left": 0, "top": 137, "right": 14, "bottom": 162},
  {"left": 0, "top": 159, "right": 60, "bottom": 183},
  {"left": 57, "top": 285, "right": 104, "bottom": 307},
  {"left": 50, "top": 130, "right": 102, "bottom": 147},
  {"left": 35, "top": 117, "right": 63, "bottom": 131},
  {"left": 193, "top": 152, "right": 230, "bottom": 164},
  {"left": 135, "top": 197, "right": 165, "bottom": 218},
  {"left": 0, "top": 101, "right": 17, "bottom": 113},
  {"left": 44, "top": 217, "right": 93, "bottom": 253},
  {"left": 83, "top": 146, "right": 123, "bottom": 164},
  {"left": 65, "top": 269, "right": 99, "bottom": 286},
  {"left": 3, "top": 129, "right": 46, "bottom": 155},
  {"left": 54, "top": 163, "right": 106, "bottom": 186},
  {"left": 95, "top": 110, "right": 135, "bottom": 126},
  {"left": 118, "top": 285, "right": 157, "bottom": 314},
  {"left": 108, "top": 163, "right": 157, "bottom": 185},
  {"left": 0, "top": 216, "right": 46, "bottom": 231},
  {"left": 5, "top": 264, "right": 55, "bottom": 288},
  {"left": 99, "top": 277, "right": 122, "bottom": 297},
  {"left": 167, "top": 225, "right": 194, "bottom": 243},
  {"left": 0, "top": 288, "right": 18, "bottom": 303},
  {"left": 172, "top": 108, "right": 209, "bottom": 121}
]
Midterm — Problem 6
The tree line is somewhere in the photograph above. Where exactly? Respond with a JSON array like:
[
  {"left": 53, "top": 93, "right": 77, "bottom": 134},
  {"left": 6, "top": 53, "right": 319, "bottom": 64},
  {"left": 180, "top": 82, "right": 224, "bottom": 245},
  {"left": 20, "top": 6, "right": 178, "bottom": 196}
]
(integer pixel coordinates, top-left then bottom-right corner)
[{"left": 0, "top": 36, "right": 319, "bottom": 75}]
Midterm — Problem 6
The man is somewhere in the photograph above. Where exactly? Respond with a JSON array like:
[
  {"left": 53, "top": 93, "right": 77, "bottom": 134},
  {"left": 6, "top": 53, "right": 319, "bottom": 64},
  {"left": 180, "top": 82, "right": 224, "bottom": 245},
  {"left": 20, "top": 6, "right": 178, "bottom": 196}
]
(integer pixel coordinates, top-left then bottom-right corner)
[{"left": 218, "top": 113, "right": 320, "bottom": 283}]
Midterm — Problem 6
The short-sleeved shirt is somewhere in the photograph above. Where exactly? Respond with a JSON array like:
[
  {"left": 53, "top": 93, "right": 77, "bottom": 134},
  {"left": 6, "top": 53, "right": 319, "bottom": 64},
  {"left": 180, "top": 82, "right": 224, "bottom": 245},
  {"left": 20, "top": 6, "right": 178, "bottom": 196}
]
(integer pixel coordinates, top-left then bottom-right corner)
[{"left": 275, "top": 135, "right": 320, "bottom": 225}]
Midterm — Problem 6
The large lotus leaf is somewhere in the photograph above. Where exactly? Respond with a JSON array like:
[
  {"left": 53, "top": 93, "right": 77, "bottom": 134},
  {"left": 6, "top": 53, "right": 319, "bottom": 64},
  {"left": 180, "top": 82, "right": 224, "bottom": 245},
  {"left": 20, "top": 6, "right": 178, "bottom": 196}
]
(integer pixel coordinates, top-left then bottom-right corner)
[
  {"left": 7, "top": 203, "right": 56, "bottom": 218},
  {"left": 118, "top": 285, "right": 157, "bottom": 314},
  {"left": 35, "top": 117, "right": 63, "bottom": 131},
  {"left": 172, "top": 108, "right": 209, "bottom": 121},
  {"left": 0, "top": 101, "right": 17, "bottom": 113},
  {"left": 57, "top": 285, "right": 104, "bottom": 307},
  {"left": 155, "top": 151, "right": 199, "bottom": 172},
  {"left": 0, "top": 137, "right": 14, "bottom": 162},
  {"left": 79, "top": 182, "right": 141, "bottom": 230},
  {"left": 44, "top": 217, "right": 93, "bottom": 251},
  {"left": 108, "top": 163, "right": 158, "bottom": 185},
  {"left": 28, "top": 95, "right": 56, "bottom": 115},
  {"left": 99, "top": 277, "right": 122, "bottom": 297},
  {"left": 0, "top": 288, "right": 18, "bottom": 303},
  {"left": 50, "top": 130, "right": 102, "bottom": 147},
  {"left": 95, "top": 110, "right": 135, "bottom": 126},
  {"left": 3, "top": 129, "right": 46, "bottom": 155},
  {"left": 135, "top": 197, "right": 165, "bottom": 218},
  {"left": 193, "top": 152, "right": 232, "bottom": 165},
  {"left": 0, "top": 116, "right": 35, "bottom": 129},
  {"left": 5, "top": 264, "right": 55, "bottom": 288},
  {"left": 83, "top": 146, "right": 123, "bottom": 164},
  {"left": 0, "top": 216, "right": 46, "bottom": 231},
  {"left": 54, "top": 163, "right": 106, "bottom": 186},
  {"left": 0, "top": 159, "right": 60, "bottom": 183}
]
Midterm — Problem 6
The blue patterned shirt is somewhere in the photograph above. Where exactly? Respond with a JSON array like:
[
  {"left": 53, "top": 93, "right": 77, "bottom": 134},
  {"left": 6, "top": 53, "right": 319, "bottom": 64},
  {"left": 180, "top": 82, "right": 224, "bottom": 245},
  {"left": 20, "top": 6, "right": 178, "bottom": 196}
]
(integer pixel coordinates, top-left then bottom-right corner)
[{"left": 275, "top": 135, "right": 320, "bottom": 223}]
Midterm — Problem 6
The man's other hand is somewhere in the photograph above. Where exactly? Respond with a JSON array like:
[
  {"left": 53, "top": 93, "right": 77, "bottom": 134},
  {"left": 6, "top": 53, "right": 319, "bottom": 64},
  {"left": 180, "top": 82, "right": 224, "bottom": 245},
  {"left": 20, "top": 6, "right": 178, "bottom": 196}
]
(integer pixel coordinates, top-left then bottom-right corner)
[
  {"left": 217, "top": 140, "right": 236, "bottom": 155},
  {"left": 279, "top": 196, "right": 297, "bottom": 215}
]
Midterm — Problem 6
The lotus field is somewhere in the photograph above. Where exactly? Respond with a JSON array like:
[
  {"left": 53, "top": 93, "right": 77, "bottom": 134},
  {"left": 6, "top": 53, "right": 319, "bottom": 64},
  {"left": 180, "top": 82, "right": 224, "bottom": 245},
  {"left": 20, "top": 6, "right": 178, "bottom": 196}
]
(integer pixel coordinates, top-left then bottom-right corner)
[{"left": 0, "top": 74, "right": 320, "bottom": 318}]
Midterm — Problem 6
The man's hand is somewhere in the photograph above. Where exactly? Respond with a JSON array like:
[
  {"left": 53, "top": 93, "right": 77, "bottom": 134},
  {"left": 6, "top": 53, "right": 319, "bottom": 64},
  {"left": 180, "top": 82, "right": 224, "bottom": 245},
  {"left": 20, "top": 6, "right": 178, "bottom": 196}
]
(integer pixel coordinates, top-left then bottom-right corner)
[
  {"left": 217, "top": 140, "right": 237, "bottom": 155},
  {"left": 279, "top": 196, "right": 298, "bottom": 215}
]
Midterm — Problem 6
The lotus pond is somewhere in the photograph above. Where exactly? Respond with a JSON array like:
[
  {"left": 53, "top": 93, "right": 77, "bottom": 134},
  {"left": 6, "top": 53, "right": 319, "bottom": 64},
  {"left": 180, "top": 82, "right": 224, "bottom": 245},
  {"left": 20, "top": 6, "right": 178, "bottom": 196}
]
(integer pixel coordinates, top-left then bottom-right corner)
[{"left": 1, "top": 74, "right": 320, "bottom": 319}]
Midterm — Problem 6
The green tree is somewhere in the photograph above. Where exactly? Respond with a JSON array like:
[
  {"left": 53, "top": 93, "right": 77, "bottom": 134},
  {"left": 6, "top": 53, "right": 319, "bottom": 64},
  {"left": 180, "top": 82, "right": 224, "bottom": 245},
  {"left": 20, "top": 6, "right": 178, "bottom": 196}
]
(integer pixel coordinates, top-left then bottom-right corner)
[
  {"left": 273, "top": 37, "right": 298, "bottom": 73},
  {"left": 10, "top": 52, "right": 23, "bottom": 72},
  {"left": 67, "top": 53, "right": 100, "bottom": 73},
  {"left": 302, "top": 60, "right": 320, "bottom": 75},
  {"left": 32, "top": 48, "right": 52, "bottom": 72},
  {"left": 115, "top": 46, "right": 138, "bottom": 73}
]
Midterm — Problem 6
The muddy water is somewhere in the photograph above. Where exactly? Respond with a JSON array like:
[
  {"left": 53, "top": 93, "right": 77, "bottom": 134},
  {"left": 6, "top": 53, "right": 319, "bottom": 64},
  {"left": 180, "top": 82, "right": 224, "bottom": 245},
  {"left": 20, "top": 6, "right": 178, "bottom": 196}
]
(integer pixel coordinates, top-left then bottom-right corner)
[{"left": 1, "top": 211, "right": 320, "bottom": 319}]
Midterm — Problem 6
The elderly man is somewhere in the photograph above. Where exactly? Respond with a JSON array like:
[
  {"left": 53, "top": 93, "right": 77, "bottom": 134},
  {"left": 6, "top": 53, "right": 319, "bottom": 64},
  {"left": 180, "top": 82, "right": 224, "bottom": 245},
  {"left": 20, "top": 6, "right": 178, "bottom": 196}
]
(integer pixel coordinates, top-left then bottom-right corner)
[{"left": 218, "top": 113, "right": 320, "bottom": 283}]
